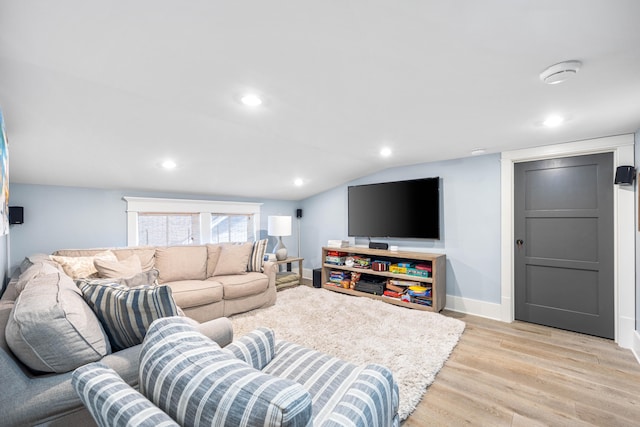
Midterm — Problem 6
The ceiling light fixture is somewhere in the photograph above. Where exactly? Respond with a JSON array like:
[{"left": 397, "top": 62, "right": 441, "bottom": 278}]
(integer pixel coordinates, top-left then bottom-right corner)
[
  {"left": 543, "top": 115, "right": 564, "bottom": 127},
  {"left": 161, "top": 160, "right": 177, "bottom": 169},
  {"left": 240, "top": 94, "right": 263, "bottom": 107},
  {"left": 471, "top": 148, "right": 486, "bottom": 156},
  {"left": 540, "top": 60, "right": 582, "bottom": 85},
  {"left": 380, "top": 147, "right": 392, "bottom": 157},
  {"left": 294, "top": 178, "right": 304, "bottom": 186}
]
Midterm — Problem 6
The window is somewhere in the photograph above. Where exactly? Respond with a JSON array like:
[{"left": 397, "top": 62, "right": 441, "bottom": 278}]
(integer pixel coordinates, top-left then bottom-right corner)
[
  {"left": 138, "top": 213, "right": 201, "bottom": 246},
  {"left": 211, "top": 214, "right": 255, "bottom": 243},
  {"left": 124, "top": 197, "right": 262, "bottom": 247}
]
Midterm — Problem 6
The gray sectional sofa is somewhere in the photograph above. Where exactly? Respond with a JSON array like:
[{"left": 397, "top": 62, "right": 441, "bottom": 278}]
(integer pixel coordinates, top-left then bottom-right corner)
[{"left": 0, "top": 242, "right": 277, "bottom": 426}]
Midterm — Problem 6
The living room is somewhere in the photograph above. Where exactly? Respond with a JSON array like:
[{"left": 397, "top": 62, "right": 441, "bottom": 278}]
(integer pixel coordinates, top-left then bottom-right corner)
[{"left": 1, "top": 1, "right": 640, "bottom": 426}]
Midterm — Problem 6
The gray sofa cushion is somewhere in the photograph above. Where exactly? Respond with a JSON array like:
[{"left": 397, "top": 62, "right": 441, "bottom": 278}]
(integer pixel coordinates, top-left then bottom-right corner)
[
  {"left": 5, "top": 271, "right": 111, "bottom": 373},
  {"left": 140, "top": 317, "right": 313, "bottom": 427}
]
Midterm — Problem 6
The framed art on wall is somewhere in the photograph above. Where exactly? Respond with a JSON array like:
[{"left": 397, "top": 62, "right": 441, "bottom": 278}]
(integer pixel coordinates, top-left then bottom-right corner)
[{"left": 0, "top": 108, "right": 9, "bottom": 235}]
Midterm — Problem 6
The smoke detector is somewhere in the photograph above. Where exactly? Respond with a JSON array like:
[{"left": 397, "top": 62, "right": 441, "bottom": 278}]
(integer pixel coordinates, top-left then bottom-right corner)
[{"left": 540, "top": 60, "right": 582, "bottom": 84}]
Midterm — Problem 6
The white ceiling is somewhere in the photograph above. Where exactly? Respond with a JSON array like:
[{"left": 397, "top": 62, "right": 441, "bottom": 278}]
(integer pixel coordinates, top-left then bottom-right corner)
[{"left": 1, "top": 1, "right": 639, "bottom": 200}]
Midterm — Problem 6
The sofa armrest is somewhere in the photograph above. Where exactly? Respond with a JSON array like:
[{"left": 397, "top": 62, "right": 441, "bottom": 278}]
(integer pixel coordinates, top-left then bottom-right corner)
[
  {"left": 72, "top": 362, "right": 178, "bottom": 427},
  {"left": 263, "top": 260, "right": 278, "bottom": 286},
  {"left": 322, "top": 364, "right": 400, "bottom": 427},
  {"left": 223, "top": 327, "right": 275, "bottom": 370},
  {"left": 196, "top": 316, "right": 233, "bottom": 347}
]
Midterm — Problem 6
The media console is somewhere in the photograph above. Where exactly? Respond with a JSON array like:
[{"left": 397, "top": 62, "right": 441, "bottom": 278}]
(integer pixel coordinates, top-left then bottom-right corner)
[{"left": 321, "top": 246, "right": 446, "bottom": 312}]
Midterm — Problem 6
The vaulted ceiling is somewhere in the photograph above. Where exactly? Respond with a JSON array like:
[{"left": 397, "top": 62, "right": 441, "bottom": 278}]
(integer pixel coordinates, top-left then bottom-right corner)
[{"left": 1, "top": 1, "right": 639, "bottom": 200}]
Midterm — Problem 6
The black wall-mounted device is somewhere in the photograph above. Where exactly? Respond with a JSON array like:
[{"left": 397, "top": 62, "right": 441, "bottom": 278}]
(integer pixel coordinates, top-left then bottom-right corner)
[
  {"left": 614, "top": 166, "right": 636, "bottom": 185},
  {"left": 296, "top": 208, "right": 303, "bottom": 218},
  {"left": 9, "top": 206, "right": 24, "bottom": 224}
]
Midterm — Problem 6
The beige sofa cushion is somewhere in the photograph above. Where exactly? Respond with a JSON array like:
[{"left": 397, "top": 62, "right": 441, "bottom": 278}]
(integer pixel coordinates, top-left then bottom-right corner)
[
  {"left": 112, "top": 247, "right": 156, "bottom": 271},
  {"left": 166, "top": 280, "right": 224, "bottom": 309},
  {"left": 214, "top": 272, "right": 269, "bottom": 299},
  {"left": 50, "top": 250, "right": 117, "bottom": 279},
  {"left": 94, "top": 255, "right": 142, "bottom": 278},
  {"left": 206, "top": 244, "right": 223, "bottom": 277},
  {"left": 5, "top": 270, "right": 111, "bottom": 373},
  {"left": 213, "top": 243, "right": 252, "bottom": 276},
  {"left": 155, "top": 246, "right": 207, "bottom": 284}
]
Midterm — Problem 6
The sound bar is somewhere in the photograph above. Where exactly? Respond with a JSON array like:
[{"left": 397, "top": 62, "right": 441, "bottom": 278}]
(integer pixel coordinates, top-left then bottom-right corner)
[{"left": 369, "top": 242, "right": 389, "bottom": 250}]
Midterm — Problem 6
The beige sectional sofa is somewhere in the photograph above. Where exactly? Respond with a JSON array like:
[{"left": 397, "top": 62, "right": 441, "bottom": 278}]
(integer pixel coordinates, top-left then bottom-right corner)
[
  {"left": 52, "top": 243, "right": 277, "bottom": 322},
  {"left": 0, "top": 242, "right": 277, "bottom": 426}
]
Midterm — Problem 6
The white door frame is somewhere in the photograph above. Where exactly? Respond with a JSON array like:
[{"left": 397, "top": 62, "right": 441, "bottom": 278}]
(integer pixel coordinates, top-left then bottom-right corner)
[{"left": 500, "top": 134, "right": 635, "bottom": 348}]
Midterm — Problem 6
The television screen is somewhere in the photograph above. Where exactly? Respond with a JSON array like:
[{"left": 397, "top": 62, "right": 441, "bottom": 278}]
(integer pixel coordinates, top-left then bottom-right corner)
[{"left": 348, "top": 177, "right": 440, "bottom": 239}]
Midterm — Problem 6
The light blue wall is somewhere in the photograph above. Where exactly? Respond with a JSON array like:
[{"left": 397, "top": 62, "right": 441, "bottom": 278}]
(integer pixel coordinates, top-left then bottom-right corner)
[
  {"left": 300, "top": 154, "right": 502, "bottom": 304},
  {"left": 8, "top": 184, "right": 298, "bottom": 275}
]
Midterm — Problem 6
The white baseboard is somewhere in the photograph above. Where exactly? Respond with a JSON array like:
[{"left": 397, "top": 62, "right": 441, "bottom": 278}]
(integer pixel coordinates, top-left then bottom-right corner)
[
  {"left": 445, "top": 294, "right": 502, "bottom": 321},
  {"left": 632, "top": 330, "right": 640, "bottom": 365}
]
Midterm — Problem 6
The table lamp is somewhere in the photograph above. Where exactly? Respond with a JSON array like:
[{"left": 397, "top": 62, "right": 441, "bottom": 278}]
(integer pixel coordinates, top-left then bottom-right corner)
[{"left": 268, "top": 216, "right": 292, "bottom": 261}]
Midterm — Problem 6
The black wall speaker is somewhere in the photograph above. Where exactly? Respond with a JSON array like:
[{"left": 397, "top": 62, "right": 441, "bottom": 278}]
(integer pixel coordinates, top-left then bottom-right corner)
[
  {"left": 296, "top": 208, "right": 303, "bottom": 218},
  {"left": 614, "top": 166, "right": 636, "bottom": 185},
  {"left": 312, "top": 268, "right": 322, "bottom": 288},
  {"left": 9, "top": 206, "right": 24, "bottom": 225}
]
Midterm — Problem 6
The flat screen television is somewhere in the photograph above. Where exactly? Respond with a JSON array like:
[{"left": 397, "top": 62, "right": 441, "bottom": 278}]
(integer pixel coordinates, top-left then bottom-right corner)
[{"left": 348, "top": 177, "right": 440, "bottom": 239}]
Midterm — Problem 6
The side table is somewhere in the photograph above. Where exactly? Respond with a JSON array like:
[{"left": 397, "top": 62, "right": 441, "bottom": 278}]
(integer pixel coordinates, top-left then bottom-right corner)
[{"left": 274, "top": 256, "right": 304, "bottom": 291}]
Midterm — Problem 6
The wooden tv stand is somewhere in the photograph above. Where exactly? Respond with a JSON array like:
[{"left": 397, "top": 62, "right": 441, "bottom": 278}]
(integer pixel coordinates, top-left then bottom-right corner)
[{"left": 321, "top": 246, "right": 446, "bottom": 312}]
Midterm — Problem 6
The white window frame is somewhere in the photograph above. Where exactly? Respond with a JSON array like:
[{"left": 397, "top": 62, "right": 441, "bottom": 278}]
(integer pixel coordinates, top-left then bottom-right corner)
[{"left": 124, "top": 197, "right": 262, "bottom": 247}]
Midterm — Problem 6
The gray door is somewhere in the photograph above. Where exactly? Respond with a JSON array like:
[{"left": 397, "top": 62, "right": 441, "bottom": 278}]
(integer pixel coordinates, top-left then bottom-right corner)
[{"left": 514, "top": 153, "right": 614, "bottom": 339}]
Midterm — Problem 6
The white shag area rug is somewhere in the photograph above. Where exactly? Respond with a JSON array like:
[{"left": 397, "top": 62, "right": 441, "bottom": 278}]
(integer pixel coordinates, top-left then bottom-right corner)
[{"left": 230, "top": 286, "right": 465, "bottom": 420}]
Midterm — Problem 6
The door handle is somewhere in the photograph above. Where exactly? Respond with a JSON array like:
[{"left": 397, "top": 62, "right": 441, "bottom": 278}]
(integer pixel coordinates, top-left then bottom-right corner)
[{"left": 516, "top": 239, "right": 524, "bottom": 248}]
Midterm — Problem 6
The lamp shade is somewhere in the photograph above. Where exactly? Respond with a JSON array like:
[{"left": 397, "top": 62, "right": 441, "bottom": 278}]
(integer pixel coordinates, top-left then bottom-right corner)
[{"left": 267, "top": 216, "right": 292, "bottom": 237}]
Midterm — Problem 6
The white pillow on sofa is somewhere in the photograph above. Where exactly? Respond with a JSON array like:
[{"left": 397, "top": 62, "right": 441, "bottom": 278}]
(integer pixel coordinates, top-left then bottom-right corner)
[{"left": 5, "top": 270, "right": 111, "bottom": 373}]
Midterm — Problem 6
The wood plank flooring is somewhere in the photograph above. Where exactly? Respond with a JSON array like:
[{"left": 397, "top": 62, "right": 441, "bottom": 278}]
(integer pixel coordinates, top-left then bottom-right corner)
[{"left": 402, "top": 310, "right": 640, "bottom": 426}]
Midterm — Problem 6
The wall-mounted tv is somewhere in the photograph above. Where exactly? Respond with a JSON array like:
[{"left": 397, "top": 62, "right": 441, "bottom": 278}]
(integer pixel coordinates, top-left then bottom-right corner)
[{"left": 348, "top": 177, "right": 440, "bottom": 239}]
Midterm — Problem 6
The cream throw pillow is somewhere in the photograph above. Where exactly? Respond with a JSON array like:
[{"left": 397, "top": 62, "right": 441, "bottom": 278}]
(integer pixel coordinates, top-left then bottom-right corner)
[
  {"left": 94, "top": 255, "right": 143, "bottom": 278},
  {"left": 51, "top": 250, "right": 117, "bottom": 279},
  {"left": 213, "top": 243, "right": 252, "bottom": 276}
]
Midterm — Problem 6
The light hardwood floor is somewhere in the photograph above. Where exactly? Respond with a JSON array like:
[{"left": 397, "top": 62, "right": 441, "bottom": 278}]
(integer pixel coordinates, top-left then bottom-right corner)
[{"left": 402, "top": 310, "right": 640, "bottom": 426}]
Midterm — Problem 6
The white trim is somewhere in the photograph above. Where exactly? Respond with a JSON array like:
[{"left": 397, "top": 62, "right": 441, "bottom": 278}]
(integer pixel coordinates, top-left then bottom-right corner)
[
  {"left": 632, "top": 331, "right": 640, "bottom": 365},
  {"left": 123, "top": 197, "right": 263, "bottom": 247},
  {"left": 445, "top": 294, "right": 502, "bottom": 321},
  {"left": 500, "top": 134, "right": 635, "bottom": 348}
]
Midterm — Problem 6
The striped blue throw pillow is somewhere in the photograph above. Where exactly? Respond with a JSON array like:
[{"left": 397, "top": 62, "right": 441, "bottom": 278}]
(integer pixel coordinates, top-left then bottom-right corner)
[
  {"left": 247, "top": 238, "right": 268, "bottom": 272},
  {"left": 73, "top": 362, "right": 179, "bottom": 427},
  {"left": 223, "top": 327, "right": 276, "bottom": 370},
  {"left": 79, "top": 281, "right": 179, "bottom": 351},
  {"left": 140, "top": 317, "right": 312, "bottom": 427}
]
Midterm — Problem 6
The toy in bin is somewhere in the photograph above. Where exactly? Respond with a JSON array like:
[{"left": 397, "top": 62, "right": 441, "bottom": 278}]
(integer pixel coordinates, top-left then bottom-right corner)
[
  {"left": 407, "top": 285, "right": 431, "bottom": 297},
  {"left": 372, "top": 260, "right": 391, "bottom": 271}
]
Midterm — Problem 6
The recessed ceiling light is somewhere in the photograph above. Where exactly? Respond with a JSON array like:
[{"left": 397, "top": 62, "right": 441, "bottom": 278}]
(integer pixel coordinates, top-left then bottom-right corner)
[
  {"left": 543, "top": 115, "right": 564, "bottom": 127},
  {"left": 540, "top": 60, "right": 582, "bottom": 85},
  {"left": 240, "top": 94, "right": 263, "bottom": 107},
  {"left": 380, "top": 147, "right": 392, "bottom": 157},
  {"left": 471, "top": 148, "right": 486, "bottom": 156},
  {"left": 294, "top": 178, "right": 304, "bottom": 186},
  {"left": 161, "top": 160, "right": 177, "bottom": 169}
]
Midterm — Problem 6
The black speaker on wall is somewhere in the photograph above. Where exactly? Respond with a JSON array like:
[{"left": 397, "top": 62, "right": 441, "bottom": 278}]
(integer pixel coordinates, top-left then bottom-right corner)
[
  {"left": 9, "top": 206, "right": 24, "bottom": 225},
  {"left": 296, "top": 208, "right": 303, "bottom": 218},
  {"left": 614, "top": 166, "right": 636, "bottom": 185}
]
